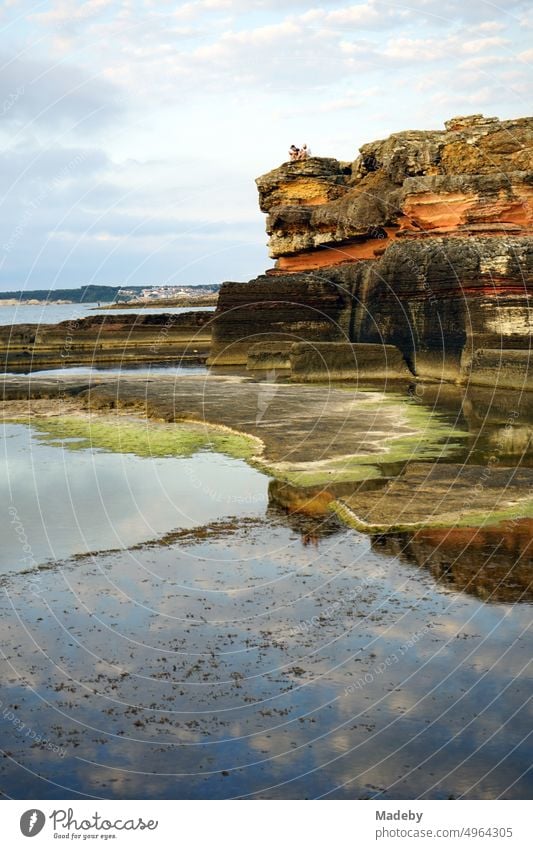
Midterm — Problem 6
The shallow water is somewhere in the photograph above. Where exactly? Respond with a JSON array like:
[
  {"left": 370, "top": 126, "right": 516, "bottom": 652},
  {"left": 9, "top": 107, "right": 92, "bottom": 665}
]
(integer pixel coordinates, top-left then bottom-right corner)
[
  {"left": 0, "top": 387, "right": 531, "bottom": 800},
  {"left": 4, "top": 363, "right": 208, "bottom": 378},
  {"left": 0, "top": 303, "right": 215, "bottom": 327},
  {"left": 1, "top": 423, "right": 266, "bottom": 574},
  {"left": 0, "top": 508, "right": 531, "bottom": 800}
]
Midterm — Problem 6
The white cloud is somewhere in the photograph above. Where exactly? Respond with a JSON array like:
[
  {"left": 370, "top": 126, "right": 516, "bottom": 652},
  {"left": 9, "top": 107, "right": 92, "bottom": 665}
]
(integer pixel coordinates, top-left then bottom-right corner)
[
  {"left": 383, "top": 36, "right": 443, "bottom": 61},
  {"left": 0, "top": 0, "right": 530, "bottom": 289},
  {"left": 459, "top": 54, "right": 507, "bottom": 69},
  {"left": 461, "top": 36, "right": 509, "bottom": 54},
  {"left": 477, "top": 20, "right": 506, "bottom": 32},
  {"left": 302, "top": 3, "right": 383, "bottom": 28},
  {"left": 32, "top": 0, "right": 117, "bottom": 27},
  {"left": 0, "top": 51, "right": 122, "bottom": 135}
]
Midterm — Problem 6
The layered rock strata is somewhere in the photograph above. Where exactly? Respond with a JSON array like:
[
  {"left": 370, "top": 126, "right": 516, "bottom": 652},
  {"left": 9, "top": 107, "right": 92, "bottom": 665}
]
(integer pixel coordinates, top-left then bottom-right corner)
[
  {"left": 259, "top": 114, "right": 532, "bottom": 269},
  {"left": 0, "top": 312, "right": 213, "bottom": 370},
  {"left": 209, "top": 273, "right": 347, "bottom": 365},
  {"left": 289, "top": 342, "right": 412, "bottom": 381},
  {"left": 247, "top": 340, "right": 412, "bottom": 380},
  {"left": 212, "top": 114, "right": 533, "bottom": 388}
]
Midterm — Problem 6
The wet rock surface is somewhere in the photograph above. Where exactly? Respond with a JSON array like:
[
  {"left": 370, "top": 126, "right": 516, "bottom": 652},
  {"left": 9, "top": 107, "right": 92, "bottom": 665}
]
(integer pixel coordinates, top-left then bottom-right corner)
[
  {"left": 337, "top": 463, "right": 533, "bottom": 533},
  {"left": 1, "top": 373, "right": 446, "bottom": 484},
  {"left": 2, "top": 372, "right": 532, "bottom": 530}
]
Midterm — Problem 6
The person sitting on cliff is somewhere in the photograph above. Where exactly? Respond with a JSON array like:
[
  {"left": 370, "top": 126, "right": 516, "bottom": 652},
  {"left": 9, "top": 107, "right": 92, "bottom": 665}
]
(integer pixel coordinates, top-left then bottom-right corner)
[
  {"left": 289, "top": 144, "right": 300, "bottom": 162},
  {"left": 298, "top": 143, "right": 311, "bottom": 160}
]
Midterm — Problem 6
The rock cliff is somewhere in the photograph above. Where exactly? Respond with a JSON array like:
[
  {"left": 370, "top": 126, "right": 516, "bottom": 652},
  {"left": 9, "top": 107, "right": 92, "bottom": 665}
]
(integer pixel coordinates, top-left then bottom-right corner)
[
  {"left": 257, "top": 114, "right": 532, "bottom": 270},
  {"left": 211, "top": 114, "right": 533, "bottom": 388}
]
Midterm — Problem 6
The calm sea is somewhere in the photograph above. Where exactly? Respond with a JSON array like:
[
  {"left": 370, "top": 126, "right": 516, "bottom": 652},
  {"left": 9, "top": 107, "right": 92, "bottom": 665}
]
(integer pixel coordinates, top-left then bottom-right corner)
[{"left": 0, "top": 302, "right": 215, "bottom": 326}]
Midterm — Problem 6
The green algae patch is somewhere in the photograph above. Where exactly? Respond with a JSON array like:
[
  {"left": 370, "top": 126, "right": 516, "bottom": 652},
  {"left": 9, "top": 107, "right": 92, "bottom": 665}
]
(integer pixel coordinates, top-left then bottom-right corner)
[
  {"left": 5, "top": 387, "right": 468, "bottom": 490},
  {"left": 259, "top": 457, "right": 383, "bottom": 487},
  {"left": 19, "top": 414, "right": 261, "bottom": 462},
  {"left": 261, "top": 400, "right": 469, "bottom": 487},
  {"left": 333, "top": 498, "right": 533, "bottom": 534},
  {"left": 7, "top": 391, "right": 468, "bottom": 492}
]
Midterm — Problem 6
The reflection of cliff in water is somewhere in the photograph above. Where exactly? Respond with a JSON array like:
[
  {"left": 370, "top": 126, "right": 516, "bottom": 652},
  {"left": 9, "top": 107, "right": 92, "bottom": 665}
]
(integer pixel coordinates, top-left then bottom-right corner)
[
  {"left": 409, "top": 383, "right": 533, "bottom": 466},
  {"left": 267, "top": 477, "right": 389, "bottom": 542},
  {"left": 373, "top": 521, "right": 533, "bottom": 603},
  {"left": 268, "top": 480, "right": 533, "bottom": 603},
  {"left": 266, "top": 493, "right": 344, "bottom": 544},
  {"left": 339, "top": 384, "right": 533, "bottom": 603}
]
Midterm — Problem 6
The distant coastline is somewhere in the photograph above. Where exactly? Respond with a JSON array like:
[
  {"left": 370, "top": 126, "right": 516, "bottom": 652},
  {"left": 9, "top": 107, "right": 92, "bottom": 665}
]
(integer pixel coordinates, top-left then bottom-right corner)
[
  {"left": 0, "top": 298, "right": 77, "bottom": 306},
  {"left": 0, "top": 285, "right": 126, "bottom": 305},
  {"left": 0, "top": 283, "right": 220, "bottom": 307}
]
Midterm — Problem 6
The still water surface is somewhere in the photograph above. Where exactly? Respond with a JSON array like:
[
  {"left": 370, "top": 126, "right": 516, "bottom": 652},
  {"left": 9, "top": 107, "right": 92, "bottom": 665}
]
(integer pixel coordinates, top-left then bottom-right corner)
[
  {"left": 0, "top": 303, "right": 215, "bottom": 326},
  {"left": 4, "top": 363, "right": 208, "bottom": 378},
  {"left": 1, "top": 423, "right": 266, "bottom": 572},
  {"left": 0, "top": 417, "right": 531, "bottom": 800}
]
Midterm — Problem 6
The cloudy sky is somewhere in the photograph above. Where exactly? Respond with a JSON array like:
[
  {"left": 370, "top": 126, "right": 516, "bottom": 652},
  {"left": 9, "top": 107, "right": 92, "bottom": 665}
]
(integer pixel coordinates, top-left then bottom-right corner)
[{"left": 0, "top": 0, "right": 531, "bottom": 291}]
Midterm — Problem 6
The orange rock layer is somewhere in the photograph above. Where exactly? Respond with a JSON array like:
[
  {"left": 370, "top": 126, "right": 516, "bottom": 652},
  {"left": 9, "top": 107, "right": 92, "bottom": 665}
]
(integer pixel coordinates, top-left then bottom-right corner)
[
  {"left": 273, "top": 230, "right": 394, "bottom": 272},
  {"left": 255, "top": 114, "right": 533, "bottom": 273}
]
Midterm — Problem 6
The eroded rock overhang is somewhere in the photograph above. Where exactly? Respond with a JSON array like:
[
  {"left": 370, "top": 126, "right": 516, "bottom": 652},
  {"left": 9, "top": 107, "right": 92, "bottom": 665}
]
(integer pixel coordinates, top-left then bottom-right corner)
[{"left": 256, "top": 114, "right": 533, "bottom": 273}]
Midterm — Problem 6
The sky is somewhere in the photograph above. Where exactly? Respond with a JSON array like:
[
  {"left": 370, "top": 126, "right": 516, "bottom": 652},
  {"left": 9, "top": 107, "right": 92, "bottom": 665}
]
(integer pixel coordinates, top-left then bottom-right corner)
[{"left": 0, "top": 0, "right": 531, "bottom": 291}]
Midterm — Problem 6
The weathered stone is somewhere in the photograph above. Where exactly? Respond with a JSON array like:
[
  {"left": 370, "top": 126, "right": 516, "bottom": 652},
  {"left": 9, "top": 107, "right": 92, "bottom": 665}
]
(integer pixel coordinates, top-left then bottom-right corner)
[
  {"left": 461, "top": 349, "right": 533, "bottom": 391},
  {"left": 336, "top": 462, "right": 533, "bottom": 533},
  {"left": 289, "top": 342, "right": 412, "bottom": 382},
  {"left": 247, "top": 341, "right": 293, "bottom": 370},
  {"left": 255, "top": 157, "right": 351, "bottom": 213},
  {"left": 214, "top": 234, "right": 533, "bottom": 383},
  {"left": 398, "top": 172, "right": 533, "bottom": 238},
  {"left": 256, "top": 114, "right": 533, "bottom": 268},
  {"left": 208, "top": 273, "right": 349, "bottom": 365},
  {"left": 268, "top": 477, "right": 385, "bottom": 518},
  {"left": 0, "top": 312, "right": 213, "bottom": 370},
  {"left": 211, "top": 114, "right": 533, "bottom": 389},
  {"left": 358, "top": 236, "right": 533, "bottom": 382},
  {"left": 440, "top": 115, "right": 533, "bottom": 174}
]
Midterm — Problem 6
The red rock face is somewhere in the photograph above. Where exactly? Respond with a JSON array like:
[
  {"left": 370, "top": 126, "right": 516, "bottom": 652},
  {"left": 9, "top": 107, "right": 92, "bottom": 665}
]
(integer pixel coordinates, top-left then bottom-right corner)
[
  {"left": 213, "top": 115, "right": 533, "bottom": 381},
  {"left": 256, "top": 114, "right": 533, "bottom": 273},
  {"left": 398, "top": 183, "right": 533, "bottom": 237},
  {"left": 274, "top": 229, "right": 394, "bottom": 272}
]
